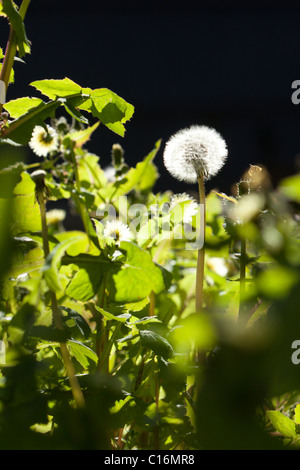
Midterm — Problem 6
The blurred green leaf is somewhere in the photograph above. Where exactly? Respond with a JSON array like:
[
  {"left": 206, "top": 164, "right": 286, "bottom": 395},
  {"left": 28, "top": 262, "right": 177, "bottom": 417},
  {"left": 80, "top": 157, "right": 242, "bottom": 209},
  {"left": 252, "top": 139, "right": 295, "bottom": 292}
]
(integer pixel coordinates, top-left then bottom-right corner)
[
  {"left": 256, "top": 265, "right": 299, "bottom": 299},
  {"left": 10, "top": 172, "right": 41, "bottom": 236},
  {"left": 279, "top": 173, "right": 300, "bottom": 202},
  {"left": 267, "top": 410, "right": 297, "bottom": 439}
]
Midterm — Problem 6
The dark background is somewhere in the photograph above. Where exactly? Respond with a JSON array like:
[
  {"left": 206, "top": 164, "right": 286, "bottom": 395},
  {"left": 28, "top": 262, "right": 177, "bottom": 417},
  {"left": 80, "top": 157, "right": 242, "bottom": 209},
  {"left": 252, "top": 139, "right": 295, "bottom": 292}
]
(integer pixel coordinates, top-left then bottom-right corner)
[{"left": 2, "top": 0, "right": 300, "bottom": 195}]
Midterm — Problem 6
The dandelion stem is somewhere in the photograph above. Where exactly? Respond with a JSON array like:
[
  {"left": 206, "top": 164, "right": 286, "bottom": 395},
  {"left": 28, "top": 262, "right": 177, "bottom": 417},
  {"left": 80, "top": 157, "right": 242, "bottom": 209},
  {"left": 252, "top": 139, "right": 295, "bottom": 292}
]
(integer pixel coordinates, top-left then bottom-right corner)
[
  {"left": 35, "top": 177, "right": 85, "bottom": 409},
  {"left": 238, "top": 237, "right": 246, "bottom": 320},
  {"left": 196, "top": 174, "right": 206, "bottom": 312}
]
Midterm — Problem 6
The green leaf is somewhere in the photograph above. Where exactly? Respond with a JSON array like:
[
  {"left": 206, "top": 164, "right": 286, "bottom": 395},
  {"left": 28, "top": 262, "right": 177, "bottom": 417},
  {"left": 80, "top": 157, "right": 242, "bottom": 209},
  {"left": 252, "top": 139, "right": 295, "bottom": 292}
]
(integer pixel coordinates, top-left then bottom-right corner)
[
  {"left": 10, "top": 172, "right": 41, "bottom": 236},
  {"left": 1, "top": 99, "right": 60, "bottom": 145},
  {"left": 294, "top": 404, "right": 300, "bottom": 425},
  {"left": 139, "top": 329, "right": 174, "bottom": 359},
  {"left": 63, "top": 97, "right": 90, "bottom": 125},
  {"left": 60, "top": 307, "right": 91, "bottom": 338},
  {"left": 108, "top": 241, "right": 166, "bottom": 302},
  {"left": 0, "top": 62, "right": 14, "bottom": 84},
  {"left": 77, "top": 153, "right": 107, "bottom": 191},
  {"left": 94, "top": 305, "right": 131, "bottom": 323},
  {"left": 64, "top": 254, "right": 116, "bottom": 301},
  {"left": 256, "top": 265, "right": 299, "bottom": 299},
  {"left": 30, "top": 77, "right": 83, "bottom": 100},
  {"left": 67, "top": 340, "right": 98, "bottom": 370},
  {"left": 4, "top": 97, "right": 43, "bottom": 119},
  {"left": 63, "top": 121, "right": 100, "bottom": 148},
  {"left": 29, "top": 325, "right": 68, "bottom": 342},
  {"left": 267, "top": 410, "right": 297, "bottom": 439},
  {"left": 43, "top": 234, "right": 87, "bottom": 292},
  {"left": 78, "top": 88, "right": 134, "bottom": 137},
  {"left": 1, "top": 0, "right": 30, "bottom": 57}
]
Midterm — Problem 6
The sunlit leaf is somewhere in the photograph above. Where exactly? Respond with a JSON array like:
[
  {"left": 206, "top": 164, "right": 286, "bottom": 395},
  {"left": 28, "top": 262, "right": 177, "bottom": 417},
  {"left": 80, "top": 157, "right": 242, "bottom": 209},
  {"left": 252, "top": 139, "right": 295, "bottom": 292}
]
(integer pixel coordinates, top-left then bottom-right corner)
[
  {"left": 67, "top": 339, "right": 98, "bottom": 369},
  {"left": 4, "top": 97, "right": 43, "bottom": 119},
  {"left": 267, "top": 410, "right": 297, "bottom": 439},
  {"left": 108, "top": 241, "right": 166, "bottom": 302},
  {"left": 279, "top": 173, "right": 300, "bottom": 203},
  {"left": 43, "top": 234, "right": 87, "bottom": 292},
  {"left": 30, "top": 77, "right": 83, "bottom": 100}
]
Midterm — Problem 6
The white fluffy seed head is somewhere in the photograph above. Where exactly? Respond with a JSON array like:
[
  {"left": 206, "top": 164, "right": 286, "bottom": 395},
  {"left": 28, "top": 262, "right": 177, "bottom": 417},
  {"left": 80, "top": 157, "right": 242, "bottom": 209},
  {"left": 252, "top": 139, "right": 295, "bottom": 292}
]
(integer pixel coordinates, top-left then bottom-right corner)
[{"left": 163, "top": 125, "right": 228, "bottom": 183}]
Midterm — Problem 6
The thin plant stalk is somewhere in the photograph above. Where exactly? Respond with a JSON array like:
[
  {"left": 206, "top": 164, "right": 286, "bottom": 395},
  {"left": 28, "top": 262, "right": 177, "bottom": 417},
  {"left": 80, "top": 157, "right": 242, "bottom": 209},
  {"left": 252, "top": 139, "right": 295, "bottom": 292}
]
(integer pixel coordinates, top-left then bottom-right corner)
[
  {"left": 35, "top": 180, "right": 85, "bottom": 409},
  {"left": 238, "top": 236, "right": 247, "bottom": 321},
  {"left": 149, "top": 291, "right": 155, "bottom": 316},
  {"left": 196, "top": 174, "right": 206, "bottom": 312},
  {"left": 0, "top": 0, "right": 31, "bottom": 114},
  {"left": 154, "top": 368, "right": 160, "bottom": 450}
]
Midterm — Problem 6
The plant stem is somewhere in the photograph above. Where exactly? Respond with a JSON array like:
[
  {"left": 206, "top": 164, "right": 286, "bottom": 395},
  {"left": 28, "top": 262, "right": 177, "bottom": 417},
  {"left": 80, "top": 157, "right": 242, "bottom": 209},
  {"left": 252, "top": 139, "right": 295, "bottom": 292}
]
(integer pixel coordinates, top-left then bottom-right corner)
[
  {"left": 0, "top": 0, "right": 31, "bottom": 114},
  {"left": 36, "top": 182, "right": 85, "bottom": 409},
  {"left": 149, "top": 291, "right": 155, "bottom": 316},
  {"left": 154, "top": 364, "right": 160, "bottom": 450},
  {"left": 196, "top": 174, "right": 206, "bottom": 312},
  {"left": 238, "top": 236, "right": 246, "bottom": 320}
]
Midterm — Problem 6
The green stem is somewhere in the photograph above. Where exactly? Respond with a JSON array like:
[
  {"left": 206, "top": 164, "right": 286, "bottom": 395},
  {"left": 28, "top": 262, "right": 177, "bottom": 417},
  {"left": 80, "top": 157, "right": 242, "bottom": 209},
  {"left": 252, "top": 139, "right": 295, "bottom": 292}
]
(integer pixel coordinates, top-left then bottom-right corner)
[
  {"left": 97, "top": 323, "right": 121, "bottom": 372},
  {"left": 154, "top": 369, "right": 160, "bottom": 450},
  {"left": 70, "top": 148, "right": 95, "bottom": 242},
  {"left": 36, "top": 182, "right": 85, "bottom": 409},
  {"left": 196, "top": 174, "right": 206, "bottom": 312},
  {"left": 238, "top": 236, "right": 246, "bottom": 320},
  {"left": 0, "top": 0, "right": 31, "bottom": 114},
  {"left": 149, "top": 291, "right": 155, "bottom": 316}
]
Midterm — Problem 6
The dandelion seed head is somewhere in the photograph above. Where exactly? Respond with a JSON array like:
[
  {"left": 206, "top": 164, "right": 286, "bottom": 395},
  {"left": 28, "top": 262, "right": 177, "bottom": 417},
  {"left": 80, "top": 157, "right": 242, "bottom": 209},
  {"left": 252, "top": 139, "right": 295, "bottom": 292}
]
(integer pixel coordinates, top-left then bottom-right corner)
[
  {"left": 163, "top": 125, "right": 228, "bottom": 183},
  {"left": 103, "top": 219, "right": 132, "bottom": 244},
  {"left": 29, "top": 125, "right": 59, "bottom": 157}
]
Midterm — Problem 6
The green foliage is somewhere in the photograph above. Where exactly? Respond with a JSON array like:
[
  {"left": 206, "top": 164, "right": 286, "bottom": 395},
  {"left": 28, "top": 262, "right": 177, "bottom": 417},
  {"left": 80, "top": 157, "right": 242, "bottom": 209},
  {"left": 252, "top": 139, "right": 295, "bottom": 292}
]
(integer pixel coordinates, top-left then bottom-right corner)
[{"left": 1, "top": 3, "right": 300, "bottom": 451}]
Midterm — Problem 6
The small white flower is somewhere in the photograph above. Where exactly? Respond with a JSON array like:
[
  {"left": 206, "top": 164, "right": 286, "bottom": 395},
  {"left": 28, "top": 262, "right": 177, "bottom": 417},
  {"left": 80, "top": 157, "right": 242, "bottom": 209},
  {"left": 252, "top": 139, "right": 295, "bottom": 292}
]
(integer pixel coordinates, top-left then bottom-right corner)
[
  {"left": 170, "top": 193, "right": 198, "bottom": 223},
  {"left": 103, "top": 219, "right": 132, "bottom": 244},
  {"left": 163, "top": 125, "right": 228, "bottom": 183},
  {"left": 29, "top": 125, "right": 59, "bottom": 157}
]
